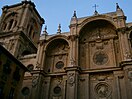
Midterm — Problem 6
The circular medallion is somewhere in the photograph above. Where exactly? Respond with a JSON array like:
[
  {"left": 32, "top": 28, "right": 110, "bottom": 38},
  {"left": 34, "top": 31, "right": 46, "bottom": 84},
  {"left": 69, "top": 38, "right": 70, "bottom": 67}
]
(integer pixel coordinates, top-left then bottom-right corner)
[
  {"left": 27, "top": 64, "right": 34, "bottom": 71},
  {"left": 21, "top": 87, "right": 30, "bottom": 96},
  {"left": 128, "top": 71, "right": 132, "bottom": 79},
  {"left": 53, "top": 86, "right": 61, "bottom": 94},
  {"left": 55, "top": 61, "right": 64, "bottom": 69},
  {"left": 95, "top": 83, "right": 111, "bottom": 98},
  {"left": 93, "top": 51, "right": 108, "bottom": 65}
]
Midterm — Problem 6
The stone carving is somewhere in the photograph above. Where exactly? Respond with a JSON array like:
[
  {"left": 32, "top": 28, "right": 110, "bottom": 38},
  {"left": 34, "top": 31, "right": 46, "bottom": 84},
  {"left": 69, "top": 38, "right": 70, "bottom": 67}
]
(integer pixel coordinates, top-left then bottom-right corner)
[
  {"left": 128, "top": 71, "right": 132, "bottom": 81},
  {"left": 68, "top": 73, "right": 75, "bottom": 86},
  {"left": 90, "top": 72, "right": 113, "bottom": 81},
  {"left": 53, "top": 86, "right": 62, "bottom": 95},
  {"left": 124, "top": 50, "right": 131, "bottom": 61},
  {"left": 70, "top": 58, "right": 76, "bottom": 66},
  {"left": 32, "top": 76, "right": 38, "bottom": 87},
  {"left": 95, "top": 83, "right": 111, "bottom": 98},
  {"left": 93, "top": 51, "right": 108, "bottom": 65}
]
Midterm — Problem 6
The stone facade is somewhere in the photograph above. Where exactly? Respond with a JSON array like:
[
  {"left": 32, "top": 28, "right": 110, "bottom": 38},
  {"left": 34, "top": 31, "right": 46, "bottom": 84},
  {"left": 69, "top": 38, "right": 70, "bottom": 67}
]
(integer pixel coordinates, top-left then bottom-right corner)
[
  {"left": 0, "top": 1, "right": 132, "bottom": 99},
  {"left": 0, "top": 44, "right": 28, "bottom": 99}
]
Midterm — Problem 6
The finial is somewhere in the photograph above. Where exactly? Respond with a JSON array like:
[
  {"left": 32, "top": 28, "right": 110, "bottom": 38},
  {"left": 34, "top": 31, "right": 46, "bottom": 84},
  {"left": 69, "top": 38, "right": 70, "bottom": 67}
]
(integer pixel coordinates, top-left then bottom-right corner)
[
  {"left": 93, "top": 4, "right": 99, "bottom": 15},
  {"left": 73, "top": 11, "right": 77, "bottom": 18},
  {"left": 116, "top": 3, "right": 120, "bottom": 9},
  {"left": 94, "top": 10, "right": 99, "bottom": 15},
  {"left": 43, "top": 25, "right": 48, "bottom": 35},
  {"left": 57, "top": 24, "right": 61, "bottom": 34}
]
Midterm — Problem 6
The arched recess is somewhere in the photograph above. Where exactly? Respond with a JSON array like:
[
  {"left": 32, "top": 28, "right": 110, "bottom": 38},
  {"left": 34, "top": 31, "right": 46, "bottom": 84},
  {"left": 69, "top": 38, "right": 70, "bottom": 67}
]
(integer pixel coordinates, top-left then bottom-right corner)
[
  {"left": 78, "top": 19, "right": 117, "bottom": 69},
  {"left": 27, "top": 18, "right": 39, "bottom": 43},
  {"left": 79, "top": 15, "right": 117, "bottom": 33},
  {"left": 1, "top": 12, "right": 18, "bottom": 31},
  {"left": 44, "top": 38, "right": 70, "bottom": 73}
]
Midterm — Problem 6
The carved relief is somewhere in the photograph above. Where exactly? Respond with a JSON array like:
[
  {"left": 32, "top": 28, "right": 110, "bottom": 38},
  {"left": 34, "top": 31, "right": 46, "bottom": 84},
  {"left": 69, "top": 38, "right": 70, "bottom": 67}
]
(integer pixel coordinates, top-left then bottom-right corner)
[
  {"left": 32, "top": 76, "right": 38, "bottom": 87},
  {"left": 93, "top": 51, "right": 108, "bottom": 65},
  {"left": 95, "top": 83, "right": 111, "bottom": 98},
  {"left": 53, "top": 86, "right": 62, "bottom": 96},
  {"left": 90, "top": 73, "right": 113, "bottom": 81},
  {"left": 128, "top": 70, "right": 132, "bottom": 81},
  {"left": 68, "top": 73, "right": 75, "bottom": 87}
]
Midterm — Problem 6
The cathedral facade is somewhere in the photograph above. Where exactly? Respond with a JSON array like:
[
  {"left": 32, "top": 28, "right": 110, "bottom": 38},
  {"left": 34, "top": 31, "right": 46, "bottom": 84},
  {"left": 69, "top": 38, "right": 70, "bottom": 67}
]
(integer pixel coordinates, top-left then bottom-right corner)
[{"left": 0, "top": 1, "right": 132, "bottom": 99}]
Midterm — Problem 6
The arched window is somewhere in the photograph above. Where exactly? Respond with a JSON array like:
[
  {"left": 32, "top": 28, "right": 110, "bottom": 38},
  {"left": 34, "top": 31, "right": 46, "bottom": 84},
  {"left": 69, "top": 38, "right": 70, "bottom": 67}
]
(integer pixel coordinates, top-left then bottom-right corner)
[
  {"left": 2, "top": 23, "right": 7, "bottom": 30},
  {"left": 8, "top": 19, "right": 14, "bottom": 30},
  {"left": 29, "top": 26, "right": 33, "bottom": 38}
]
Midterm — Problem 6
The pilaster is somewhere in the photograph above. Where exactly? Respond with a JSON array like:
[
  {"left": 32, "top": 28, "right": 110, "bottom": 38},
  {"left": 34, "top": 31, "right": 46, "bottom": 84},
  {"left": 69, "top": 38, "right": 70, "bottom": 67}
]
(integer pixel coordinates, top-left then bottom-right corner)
[
  {"left": 65, "top": 66, "right": 81, "bottom": 99},
  {"left": 117, "top": 28, "right": 131, "bottom": 61}
]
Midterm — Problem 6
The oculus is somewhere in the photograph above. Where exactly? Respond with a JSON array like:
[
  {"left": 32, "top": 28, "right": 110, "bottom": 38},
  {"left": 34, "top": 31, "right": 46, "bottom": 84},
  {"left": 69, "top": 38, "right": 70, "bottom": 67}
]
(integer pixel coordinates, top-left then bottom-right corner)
[
  {"left": 53, "top": 86, "right": 61, "bottom": 95},
  {"left": 21, "top": 87, "right": 30, "bottom": 96},
  {"left": 55, "top": 61, "right": 64, "bottom": 69},
  {"left": 93, "top": 51, "right": 108, "bottom": 65}
]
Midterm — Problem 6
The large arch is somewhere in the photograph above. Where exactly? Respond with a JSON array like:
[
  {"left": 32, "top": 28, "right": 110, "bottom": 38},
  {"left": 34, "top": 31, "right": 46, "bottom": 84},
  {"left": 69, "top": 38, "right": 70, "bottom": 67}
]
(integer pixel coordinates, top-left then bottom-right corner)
[
  {"left": 78, "top": 16, "right": 117, "bottom": 69},
  {"left": 44, "top": 35, "right": 70, "bottom": 51},
  {"left": 78, "top": 15, "right": 117, "bottom": 36},
  {"left": 44, "top": 37, "right": 70, "bottom": 73},
  {"left": 79, "top": 19, "right": 117, "bottom": 42}
]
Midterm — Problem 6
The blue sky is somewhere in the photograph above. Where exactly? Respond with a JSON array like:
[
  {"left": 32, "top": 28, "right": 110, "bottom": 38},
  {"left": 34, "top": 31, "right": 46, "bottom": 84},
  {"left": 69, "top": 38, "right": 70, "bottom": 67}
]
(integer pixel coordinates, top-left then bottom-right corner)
[{"left": 0, "top": 0, "right": 132, "bottom": 34}]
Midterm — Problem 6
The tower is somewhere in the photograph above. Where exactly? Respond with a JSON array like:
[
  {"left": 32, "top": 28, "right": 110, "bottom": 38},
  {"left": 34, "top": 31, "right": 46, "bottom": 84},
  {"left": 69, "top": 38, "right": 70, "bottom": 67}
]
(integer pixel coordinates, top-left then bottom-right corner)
[{"left": 0, "top": 0, "right": 44, "bottom": 58}]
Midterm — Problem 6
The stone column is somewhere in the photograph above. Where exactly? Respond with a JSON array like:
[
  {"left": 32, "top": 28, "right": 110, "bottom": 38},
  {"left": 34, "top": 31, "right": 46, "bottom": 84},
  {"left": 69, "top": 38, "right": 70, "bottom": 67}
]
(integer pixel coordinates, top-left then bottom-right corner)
[
  {"left": 19, "top": 4, "right": 30, "bottom": 31},
  {"left": 113, "top": 71, "right": 122, "bottom": 99},
  {"left": 5, "top": 22, "right": 10, "bottom": 31},
  {"left": 123, "top": 65, "right": 132, "bottom": 99},
  {"left": 36, "top": 41, "right": 45, "bottom": 69},
  {"left": 86, "top": 43, "right": 90, "bottom": 69},
  {"left": 65, "top": 67, "right": 80, "bottom": 99},
  {"left": 11, "top": 20, "right": 16, "bottom": 30},
  {"left": 69, "top": 21, "right": 78, "bottom": 66},
  {"left": 118, "top": 28, "right": 131, "bottom": 61},
  {"left": 68, "top": 34, "right": 78, "bottom": 67}
]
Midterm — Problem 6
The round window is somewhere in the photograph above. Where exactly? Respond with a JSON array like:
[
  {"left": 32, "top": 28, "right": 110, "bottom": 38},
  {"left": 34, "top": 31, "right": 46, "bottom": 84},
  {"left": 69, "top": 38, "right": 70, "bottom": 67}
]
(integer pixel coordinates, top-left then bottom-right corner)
[
  {"left": 21, "top": 87, "right": 30, "bottom": 96},
  {"left": 27, "top": 64, "right": 34, "bottom": 71},
  {"left": 53, "top": 86, "right": 61, "bottom": 94},
  {"left": 93, "top": 51, "right": 108, "bottom": 65},
  {"left": 55, "top": 61, "right": 64, "bottom": 69}
]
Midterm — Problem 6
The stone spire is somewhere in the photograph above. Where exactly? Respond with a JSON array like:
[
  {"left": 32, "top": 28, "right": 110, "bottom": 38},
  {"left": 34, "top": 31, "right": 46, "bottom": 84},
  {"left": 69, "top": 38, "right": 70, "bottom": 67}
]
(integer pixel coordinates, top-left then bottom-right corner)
[
  {"left": 73, "top": 11, "right": 77, "bottom": 18},
  {"left": 42, "top": 25, "right": 48, "bottom": 39},
  {"left": 43, "top": 25, "right": 48, "bottom": 35},
  {"left": 70, "top": 10, "right": 78, "bottom": 25},
  {"left": 116, "top": 3, "right": 120, "bottom": 10},
  {"left": 57, "top": 24, "right": 61, "bottom": 34},
  {"left": 116, "top": 3, "right": 125, "bottom": 17}
]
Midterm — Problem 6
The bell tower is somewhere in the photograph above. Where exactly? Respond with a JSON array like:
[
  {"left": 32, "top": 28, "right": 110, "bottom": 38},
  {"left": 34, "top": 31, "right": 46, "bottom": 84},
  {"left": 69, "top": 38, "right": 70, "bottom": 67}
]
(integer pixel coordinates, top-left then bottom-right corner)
[{"left": 0, "top": 0, "right": 44, "bottom": 58}]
